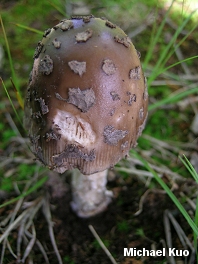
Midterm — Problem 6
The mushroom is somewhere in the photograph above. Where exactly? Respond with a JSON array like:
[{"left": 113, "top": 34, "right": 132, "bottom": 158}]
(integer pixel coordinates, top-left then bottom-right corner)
[{"left": 24, "top": 16, "right": 148, "bottom": 218}]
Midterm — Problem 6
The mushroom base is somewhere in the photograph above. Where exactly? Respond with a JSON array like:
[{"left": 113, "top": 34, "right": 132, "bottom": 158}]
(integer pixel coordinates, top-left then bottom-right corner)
[{"left": 70, "top": 169, "right": 113, "bottom": 218}]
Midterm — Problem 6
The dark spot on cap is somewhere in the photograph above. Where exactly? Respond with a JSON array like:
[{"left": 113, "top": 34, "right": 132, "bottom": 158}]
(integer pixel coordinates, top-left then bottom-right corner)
[
  {"left": 45, "top": 129, "right": 61, "bottom": 142},
  {"left": 103, "top": 125, "right": 128, "bottom": 146},
  {"left": 71, "top": 15, "right": 84, "bottom": 20},
  {"left": 58, "top": 20, "right": 73, "bottom": 31},
  {"left": 102, "top": 59, "right": 117, "bottom": 75},
  {"left": 67, "top": 88, "right": 95, "bottom": 112},
  {"left": 121, "top": 141, "right": 128, "bottom": 150},
  {"left": 33, "top": 146, "right": 46, "bottom": 165},
  {"left": 137, "top": 113, "right": 148, "bottom": 137},
  {"left": 71, "top": 15, "right": 94, "bottom": 23},
  {"left": 109, "top": 108, "right": 116, "bottom": 116},
  {"left": 110, "top": 91, "right": 120, "bottom": 101},
  {"left": 129, "top": 66, "right": 141, "bottom": 80},
  {"left": 68, "top": 60, "right": 86, "bottom": 77},
  {"left": 105, "top": 20, "right": 116, "bottom": 28},
  {"left": 139, "top": 107, "right": 144, "bottom": 120},
  {"left": 114, "top": 36, "right": 131, "bottom": 48},
  {"left": 83, "top": 15, "right": 94, "bottom": 23},
  {"left": 30, "top": 134, "right": 40, "bottom": 145},
  {"left": 55, "top": 88, "right": 95, "bottom": 112},
  {"left": 136, "top": 50, "right": 141, "bottom": 59},
  {"left": 130, "top": 141, "right": 138, "bottom": 148},
  {"left": 35, "top": 98, "right": 49, "bottom": 115},
  {"left": 26, "top": 89, "right": 31, "bottom": 101},
  {"left": 29, "top": 71, "right": 33, "bottom": 83},
  {"left": 52, "top": 144, "right": 96, "bottom": 167},
  {"left": 31, "top": 111, "right": 42, "bottom": 120},
  {"left": 127, "top": 93, "right": 136, "bottom": 106},
  {"left": 39, "top": 55, "right": 53, "bottom": 75},
  {"left": 43, "top": 28, "right": 51, "bottom": 38},
  {"left": 52, "top": 38, "right": 61, "bottom": 49},
  {"left": 33, "top": 41, "right": 44, "bottom": 59},
  {"left": 143, "top": 76, "right": 148, "bottom": 100},
  {"left": 75, "top": 29, "right": 93, "bottom": 42},
  {"left": 53, "top": 24, "right": 59, "bottom": 30}
]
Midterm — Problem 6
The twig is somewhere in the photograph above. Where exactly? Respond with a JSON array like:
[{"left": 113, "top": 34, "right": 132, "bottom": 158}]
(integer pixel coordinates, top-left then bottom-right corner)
[
  {"left": 180, "top": 192, "right": 197, "bottom": 211},
  {"left": 22, "top": 225, "right": 36, "bottom": 263},
  {"left": 25, "top": 230, "right": 50, "bottom": 264},
  {"left": 163, "top": 210, "right": 176, "bottom": 264},
  {"left": 174, "top": 45, "right": 191, "bottom": 75},
  {"left": 134, "top": 189, "right": 152, "bottom": 216},
  {"left": 5, "top": 112, "right": 22, "bottom": 137},
  {"left": 115, "top": 167, "right": 156, "bottom": 178},
  {"left": 164, "top": 210, "right": 196, "bottom": 264},
  {"left": 119, "top": 152, "right": 185, "bottom": 182},
  {"left": 43, "top": 196, "right": 63, "bottom": 264},
  {"left": 160, "top": 239, "right": 169, "bottom": 259},
  {"left": 88, "top": 225, "right": 117, "bottom": 264},
  {"left": 17, "top": 211, "right": 28, "bottom": 259},
  {"left": 167, "top": 210, "right": 194, "bottom": 251},
  {"left": 165, "top": 16, "right": 189, "bottom": 36},
  {"left": 6, "top": 239, "right": 17, "bottom": 259},
  {"left": 0, "top": 209, "right": 30, "bottom": 243},
  {"left": 0, "top": 240, "right": 6, "bottom": 264}
]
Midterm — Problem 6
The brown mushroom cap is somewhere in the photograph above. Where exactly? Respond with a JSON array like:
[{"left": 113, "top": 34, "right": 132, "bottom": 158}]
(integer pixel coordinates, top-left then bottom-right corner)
[{"left": 24, "top": 16, "right": 148, "bottom": 175}]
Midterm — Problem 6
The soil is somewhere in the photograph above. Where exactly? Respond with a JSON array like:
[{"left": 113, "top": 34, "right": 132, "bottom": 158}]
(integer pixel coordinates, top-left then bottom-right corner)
[
  {"left": 3, "top": 173, "right": 192, "bottom": 264},
  {"left": 46, "top": 175, "right": 193, "bottom": 264}
]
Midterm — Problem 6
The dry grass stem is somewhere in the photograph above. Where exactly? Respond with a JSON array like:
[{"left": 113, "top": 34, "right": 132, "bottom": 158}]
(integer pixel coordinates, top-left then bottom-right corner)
[
  {"left": 43, "top": 196, "right": 63, "bottom": 264},
  {"left": 164, "top": 210, "right": 196, "bottom": 264},
  {"left": 25, "top": 230, "right": 50, "bottom": 264},
  {"left": 21, "top": 225, "right": 36, "bottom": 263},
  {"left": 134, "top": 189, "right": 165, "bottom": 216},
  {"left": 180, "top": 192, "right": 197, "bottom": 211},
  {"left": 88, "top": 225, "right": 117, "bottom": 264},
  {"left": 163, "top": 210, "right": 175, "bottom": 264}
]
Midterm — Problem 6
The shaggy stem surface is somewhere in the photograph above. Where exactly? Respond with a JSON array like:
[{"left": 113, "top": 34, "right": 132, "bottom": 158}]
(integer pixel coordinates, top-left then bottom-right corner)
[{"left": 71, "top": 169, "right": 113, "bottom": 218}]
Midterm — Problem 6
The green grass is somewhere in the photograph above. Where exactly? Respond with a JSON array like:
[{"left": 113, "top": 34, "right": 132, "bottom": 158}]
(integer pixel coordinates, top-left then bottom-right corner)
[
  {"left": 0, "top": 176, "right": 48, "bottom": 209},
  {"left": 63, "top": 256, "right": 75, "bottom": 264},
  {"left": 117, "top": 220, "right": 130, "bottom": 233},
  {"left": 180, "top": 155, "right": 198, "bottom": 258},
  {"left": 0, "top": 16, "right": 20, "bottom": 94},
  {"left": 132, "top": 150, "right": 198, "bottom": 236}
]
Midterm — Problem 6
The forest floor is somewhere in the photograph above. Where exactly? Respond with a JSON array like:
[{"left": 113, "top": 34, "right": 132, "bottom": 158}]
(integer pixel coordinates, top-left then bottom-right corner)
[{"left": 0, "top": 1, "right": 198, "bottom": 264}]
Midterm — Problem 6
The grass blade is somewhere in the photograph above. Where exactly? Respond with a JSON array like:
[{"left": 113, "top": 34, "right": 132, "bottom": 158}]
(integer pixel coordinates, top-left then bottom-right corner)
[
  {"left": 179, "top": 155, "right": 198, "bottom": 263},
  {"left": 179, "top": 155, "right": 198, "bottom": 183},
  {"left": 49, "top": 1, "right": 66, "bottom": 16},
  {"left": 194, "top": 197, "right": 198, "bottom": 263},
  {"left": 0, "top": 15, "right": 23, "bottom": 106},
  {"left": 148, "top": 85, "right": 198, "bottom": 111},
  {"left": 143, "top": 0, "right": 174, "bottom": 69},
  {"left": 0, "top": 176, "right": 48, "bottom": 209},
  {"left": 147, "top": 9, "right": 197, "bottom": 87},
  {"left": 131, "top": 150, "right": 198, "bottom": 237},
  {"left": 1, "top": 77, "right": 23, "bottom": 127},
  {"left": 13, "top": 23, "right": 43, "bottom": 35},
  {"left": 160, "top": 55, "right": 198, "bottom": 75}
]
